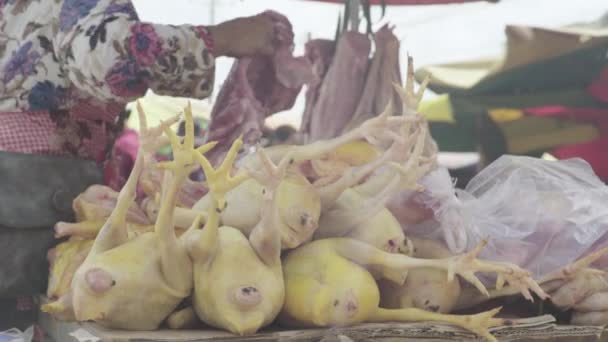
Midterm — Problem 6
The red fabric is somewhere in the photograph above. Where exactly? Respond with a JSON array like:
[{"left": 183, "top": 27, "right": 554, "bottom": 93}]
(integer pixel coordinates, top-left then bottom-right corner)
[
  {"left": 0, "top": 101, "right": 123, "bottom": 164},
  {"left": 524, "top": 105, "right": 608, "bottom": 180},
  {"left": 0, "top": 111, "right": 62, "bottom": 156},
  {"left": 299, "top": 0, "right": 488, "bottom": 4},
  {"left": 524, "top": 106, "right": 608, "bottom": 121},
  {"left": 552, "top": 137, "right": 608, "bottom": 181},
  {"left": 103, "top": 128, "right": 139, "bottom": 191}
]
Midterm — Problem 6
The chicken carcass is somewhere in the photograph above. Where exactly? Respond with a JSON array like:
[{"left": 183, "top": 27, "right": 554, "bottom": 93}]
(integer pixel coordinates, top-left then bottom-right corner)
[{"left": 42, "top": 103, "right": 213, "bottom": 330}]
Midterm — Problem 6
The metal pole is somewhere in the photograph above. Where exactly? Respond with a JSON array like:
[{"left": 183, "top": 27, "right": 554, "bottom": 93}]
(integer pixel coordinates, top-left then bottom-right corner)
[
  {"left": 208, "top": 0, "right": 216, "bottom": 105},
  {"left": 210, "top": 0, "right": 216, "bottom": 25},
  {"left": 349, "top": 0, "right": 360, "bottom": 32}
]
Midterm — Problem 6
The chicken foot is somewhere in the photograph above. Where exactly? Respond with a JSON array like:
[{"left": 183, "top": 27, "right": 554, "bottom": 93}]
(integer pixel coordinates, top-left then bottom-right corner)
[
  {"left": 183, "top": 138, "right": 247, "bottom": 261},
  {"left": 239, "top": 102, "right": 417, "bottom": 172},
  {"left": 370, "top": 307, "right": 504, "bottom": 342},
  {"left": 351, "top": 57, "right": 435, "bottom": 198},
  {"left": 137, "top": 101, "right": 205, "bottom": 207},
  {"left": 182, "top": 141, "right": 289, "bottom": 335},
  {"left": 153, "top": 105, "right": 217, "bottom": 294},
  {"left": 455, "top": 245, "right": 608, "bottom": 311},
  {"left": 246, "top": 147, "right": 293, "bottom": 265},
  {"left": 333, "top": 238, "right": 546, "bottom": 299},
  {"left": 314, "top": 120, "right": 433, "bottom": 253},
  {"left": 316, "top": 112, "right": 425, "bottom": 209}
]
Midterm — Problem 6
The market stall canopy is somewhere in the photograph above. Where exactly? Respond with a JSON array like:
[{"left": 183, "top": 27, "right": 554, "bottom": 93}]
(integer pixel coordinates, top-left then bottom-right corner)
[
  {"left": 413, "top": 22, "right": 608, "bottom": 178},
  {"left": 298, "top": 0, "right": 494, "bottom": 4},
  {"left": 414, "top": 25, "right": 608, "bottom": 96}
]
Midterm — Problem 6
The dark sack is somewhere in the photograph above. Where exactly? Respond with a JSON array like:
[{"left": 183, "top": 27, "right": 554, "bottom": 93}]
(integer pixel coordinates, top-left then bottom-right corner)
[{"left": 0, "top": 151, "right": 102, "bottom": 297}]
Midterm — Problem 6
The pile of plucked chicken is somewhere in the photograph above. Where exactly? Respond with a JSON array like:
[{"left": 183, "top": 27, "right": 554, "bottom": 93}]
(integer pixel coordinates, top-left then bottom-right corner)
[{"left": 41, "top": 59, "right": 565, "bottom": 342}]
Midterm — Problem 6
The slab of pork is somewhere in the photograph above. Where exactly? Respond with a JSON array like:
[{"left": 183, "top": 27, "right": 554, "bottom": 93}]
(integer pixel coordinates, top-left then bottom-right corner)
[
  {"left": 343, "top": 25, "right": 403, "bottom": 133},
  {"left": 299, "top": 39, "right": 336, "bottom": 142},
  {"left": 306, "top": 31, "right": 371, "bottom": 142},
  {"left": 203, "top": 12, "right": 314, "bottom": 166}
]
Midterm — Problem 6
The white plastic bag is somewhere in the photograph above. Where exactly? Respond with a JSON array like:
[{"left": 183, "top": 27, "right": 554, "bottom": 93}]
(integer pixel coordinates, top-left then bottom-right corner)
[
  {"left": 406, "top": 155, "right": 608, "bottom": 279},
  {"left": 0, "top": 327, "right": 34, "bottom": 342}
]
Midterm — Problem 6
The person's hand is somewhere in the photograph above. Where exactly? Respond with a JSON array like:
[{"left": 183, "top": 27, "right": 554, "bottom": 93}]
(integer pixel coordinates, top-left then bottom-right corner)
[{"left": 209, "top": 11, "right": 294, "bottom": 58}]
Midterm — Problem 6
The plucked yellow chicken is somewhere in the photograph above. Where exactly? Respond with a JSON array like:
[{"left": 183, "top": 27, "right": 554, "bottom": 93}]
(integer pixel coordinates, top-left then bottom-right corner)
[
  {"left": 190, "top": 168, "right": 320, "bottom": 250},
  {"left": 279, "top": 237, "right": 547, "bottom": 342},
  {"left": 52, "top": 103, "right": 180, "bottom": 239},
  {"left": 45, "top": 107, "right": 186, "bottom": 314},
  {"left": 308, "top": 61, "right": 434, "bottom": 256},
  {"left": 170, "top": 141, "right": 292, "bottom": 335},
  {"left": 313, "top": 119, "right": 429, "bottom": 254},
  {"left": 164, "top": 108, "right": 415, "bottom": 250},
  {"left": 135, "top": 106, "right": 208, "bottom": 209},
  {"left": 42, "top": 102, "right": 215, "bottom": 330}
]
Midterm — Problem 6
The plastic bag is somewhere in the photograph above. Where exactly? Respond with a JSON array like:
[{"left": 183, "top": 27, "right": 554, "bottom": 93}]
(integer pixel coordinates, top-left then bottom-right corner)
[
  {"left": 404, "top": 167, "right": 469, "bottom": 253},
  {"left": 406, "top": 155, "right": 608, "bottom": 279},
  {"left": 0, "top": 327, "right": 34, "bottom": 342}
]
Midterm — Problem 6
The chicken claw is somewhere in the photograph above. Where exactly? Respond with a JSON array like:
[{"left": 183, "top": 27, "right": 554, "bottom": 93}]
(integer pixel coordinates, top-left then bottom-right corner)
[
  {"left": 538, "top": 246, "right": 608, "bottom": 312},
  {"left": 157, "top": 103, "right": 217, "bottom": 178},
  {"left": 540, "top": 245, "right": 608, "bottom": 289},
  {"left": 372, "top": 306, "right": 504, "bottom": 342},
  {"left": 354, "top": 99, "right": 420, "bottom": 147},
  {"left": 387, "top": 124, "right": 434, "bottom": 192},
  {"left": 191, "top": 137, "right": 248, "bottom": 211},
  {"left": 136, "top": 100, "right": 181, "bottom": 162},
  {"left": 445, "top": 240, "right": 547, "bottom": 301},
  {"left": 395, "top": 54, "right": 430, "bottom": 114},
  {"left": 247, "top": 146, "right": 293, "bottom": 198}
]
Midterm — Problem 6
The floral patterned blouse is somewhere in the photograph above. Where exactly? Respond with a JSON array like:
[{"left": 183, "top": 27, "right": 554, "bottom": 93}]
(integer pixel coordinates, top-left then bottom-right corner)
[{"left": 0, "top": 0, "right": 215, "bottom": 162}]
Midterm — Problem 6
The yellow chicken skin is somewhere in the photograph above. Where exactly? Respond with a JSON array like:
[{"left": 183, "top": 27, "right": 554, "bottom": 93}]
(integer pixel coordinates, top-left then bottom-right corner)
[
  {"left": 55, "top": 184, "right": 152, "bottom": 241},
  {"left": 134, "top": 104, "right": 204, "bottom": 208},
  {"left": 191, "top": 170, "right": 320, "bottom": 250},
  {"left": 279, "top": 238, "right": 548, "bottom": 342},
  {"left": 70, "top": 184, "right": 151, "bottom": 224},
  {"left": 47, "top": 219, "right": 178, "bottom": 312},
  {"left": 170, "top": 110, "right": 414, "bottom": 251},
  {"left": 54, "top": 219, "right": 153, "bottom": 240},
  {"left": 308, "top": 140, "right": 381, "bottom": 185},
  {"left": 42, "top": 103, "right": 214, "bottom": 330},
  {"left": 311, "top": 71, "right": 436, "bottom": 255},
  {"left": 53, "top": 105, "right": 179, "bottom": 240},
  {"left": 176, "top": 142, "right": 290, "bottom": 336},
  {"left": 46, "top": 238, "right": 94, "bottom": 307},
  {"left": 315, "top": 109, "right": 432, "bottom": 256},
  {"left": 378, "top": 237, "right": 461, "bottom": 314}
]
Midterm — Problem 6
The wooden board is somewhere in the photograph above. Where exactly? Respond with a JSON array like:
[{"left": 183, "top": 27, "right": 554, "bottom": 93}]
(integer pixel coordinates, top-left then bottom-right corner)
[{"left": 38, "top": 309, "right": 607, "bottom": 342}]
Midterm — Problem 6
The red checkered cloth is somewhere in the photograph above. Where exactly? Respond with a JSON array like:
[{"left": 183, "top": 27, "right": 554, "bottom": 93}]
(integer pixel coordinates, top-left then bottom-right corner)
[
  {"left": 0, "top": 101, "right": 123, "bottom": 163},
  {"left": 0, "top": 110, "right": 61, "bottom": 156}
]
